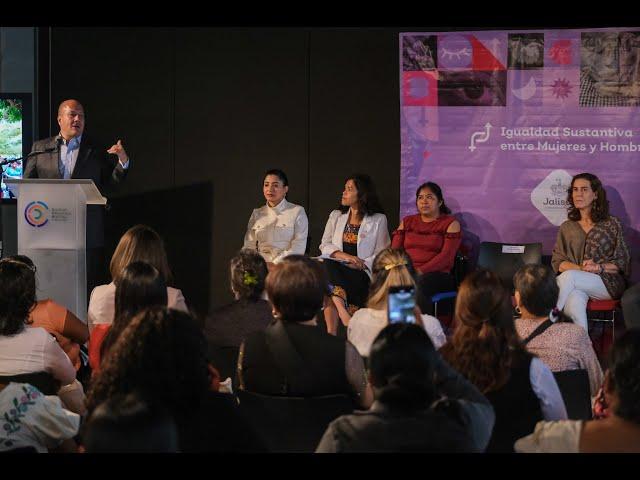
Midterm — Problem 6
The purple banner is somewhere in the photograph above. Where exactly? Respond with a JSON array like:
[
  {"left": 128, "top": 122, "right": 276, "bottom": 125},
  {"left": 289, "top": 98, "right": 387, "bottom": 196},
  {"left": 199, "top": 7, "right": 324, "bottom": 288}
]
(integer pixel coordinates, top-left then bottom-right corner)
[{"left": 400, "top": 28, "right": 640, "bottom": 280}]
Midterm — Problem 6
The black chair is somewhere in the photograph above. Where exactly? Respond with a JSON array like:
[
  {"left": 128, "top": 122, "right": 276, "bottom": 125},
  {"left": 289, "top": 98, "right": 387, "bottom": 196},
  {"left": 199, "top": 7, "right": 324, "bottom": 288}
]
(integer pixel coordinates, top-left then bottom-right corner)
[
  {"left": 477, "top": 241, "right": 542, "bottom": 292},
  {"left": 452, "top": 249, "right": 471, "bottom": 287},
  {"left": 207, "top": 345, "right": 240, "bottom": 385},
  {"left": 552, "top": 369, "right": 592, "bottom": 421},
  {"left": 430, "top": 250, "right": 470, "bottom": 321},
  {"left": 236, "top": 389, "right": 354, "bottom": 452},
  {"left": 305, "top": 234, "right": 313, "bottom": 256},
  {"left": 0, "top": 371, "right": 60, "bottom": 395},
  {"left": 0, "top": 446, "right": 38, "bottom": 454}
]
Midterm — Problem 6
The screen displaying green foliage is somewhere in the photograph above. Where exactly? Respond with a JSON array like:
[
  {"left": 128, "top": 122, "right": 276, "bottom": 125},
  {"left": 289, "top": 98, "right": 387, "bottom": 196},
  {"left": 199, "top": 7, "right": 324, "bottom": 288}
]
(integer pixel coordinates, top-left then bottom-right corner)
[{"left": 0, "top": 98, "right": 24, "bottom": 197}]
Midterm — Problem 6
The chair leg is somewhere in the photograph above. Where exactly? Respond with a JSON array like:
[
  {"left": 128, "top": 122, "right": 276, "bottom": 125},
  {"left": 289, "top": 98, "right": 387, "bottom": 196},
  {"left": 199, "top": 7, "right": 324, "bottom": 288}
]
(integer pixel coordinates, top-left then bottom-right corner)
[
  {"left": 433, "top": 301, "right": 438, "bottom": 319},
  {"left": 611, "top": 310, "right": 616, "bottom": 352}
]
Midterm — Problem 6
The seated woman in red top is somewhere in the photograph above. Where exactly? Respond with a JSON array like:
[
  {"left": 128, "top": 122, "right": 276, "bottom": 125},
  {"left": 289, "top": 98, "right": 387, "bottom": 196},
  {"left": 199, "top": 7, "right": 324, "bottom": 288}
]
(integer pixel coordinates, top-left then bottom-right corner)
[{"left": 391, "top": 182, "right": 461, "bottom": 315}]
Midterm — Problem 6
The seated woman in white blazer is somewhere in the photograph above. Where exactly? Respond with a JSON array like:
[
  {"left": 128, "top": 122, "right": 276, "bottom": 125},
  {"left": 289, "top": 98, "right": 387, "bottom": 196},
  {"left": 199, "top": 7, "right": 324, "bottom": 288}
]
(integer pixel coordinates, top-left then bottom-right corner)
[
  {"left": 319, "top": 174, "right": 390, "bottom": 335},
  {"left": 243, "top": 169, "right": 309, "bottom": 269}
]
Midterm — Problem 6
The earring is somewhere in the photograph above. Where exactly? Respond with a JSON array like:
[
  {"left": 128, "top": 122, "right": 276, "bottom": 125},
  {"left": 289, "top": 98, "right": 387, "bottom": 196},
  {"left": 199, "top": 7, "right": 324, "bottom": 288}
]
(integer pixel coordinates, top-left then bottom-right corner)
[{"left": 515, "top": 306, "right": 522, "bottom": 315}]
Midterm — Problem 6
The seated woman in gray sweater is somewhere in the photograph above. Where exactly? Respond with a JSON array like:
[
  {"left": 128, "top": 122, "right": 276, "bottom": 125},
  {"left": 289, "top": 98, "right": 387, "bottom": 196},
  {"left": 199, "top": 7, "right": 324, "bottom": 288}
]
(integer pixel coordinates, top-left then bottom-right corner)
[
  {"left": 551, "top": 172, "right": 630, "bottom": 331},
  {"left": 316, "top": 323, "right": 495, "bottom": 453}
]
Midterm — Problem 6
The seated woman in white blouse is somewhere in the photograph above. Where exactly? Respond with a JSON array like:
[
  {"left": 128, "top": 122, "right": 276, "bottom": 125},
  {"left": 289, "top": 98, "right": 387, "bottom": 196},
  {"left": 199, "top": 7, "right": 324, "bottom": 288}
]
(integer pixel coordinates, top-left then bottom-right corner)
[
  {"left": 0, "top": 260, "right": 78, "bottom": 413},
  {"left": 319, "top": 174, "right": 390, "bottom": 336},
  {"left": 516, "top": 329, "right": 640, "bottom": 453},
  {"left": 243, "top": 169, "right": 309, "bottom": 269},
  {"left": 348, "top": 248, "right": 446, "bottom": 357},
  {"left": 88, "top": 225, "right": 188, "bottom": 331}
]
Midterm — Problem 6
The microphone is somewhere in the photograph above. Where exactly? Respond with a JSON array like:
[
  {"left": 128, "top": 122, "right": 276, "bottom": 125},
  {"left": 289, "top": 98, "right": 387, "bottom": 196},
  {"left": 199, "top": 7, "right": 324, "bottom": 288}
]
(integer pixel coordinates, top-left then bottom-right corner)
[
  {"left": 37, "top": 135, "right": 63, "bottom": 154},
  {"left": 1, "top": 135, "right": 63, "bottom": 166},
  {"left": 30, "top": 135, "right": 62, "bottom": 156}
]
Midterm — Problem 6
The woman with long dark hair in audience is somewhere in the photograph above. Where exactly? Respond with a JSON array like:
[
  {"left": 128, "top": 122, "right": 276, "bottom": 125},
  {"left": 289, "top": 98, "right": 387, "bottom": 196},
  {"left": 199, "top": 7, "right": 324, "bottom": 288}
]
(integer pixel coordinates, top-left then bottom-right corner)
[
  {"left": 316, "top": 323, "right": 494, "bottom": 452},
  {"left": 88, "top": 224, "right": 188, "bottom": 332},
  {"left": 319, "top": 174, "right": 390, "bottom": 335},
  {"left": 552, "top": 172, "right": 630, "bottom": 331},
  {"left": 391, "top": 181, "right": 462, "bottom": 315},
  {"left": 243, "top": 169, "right": 309, "bottom": 269},
  {"left": 513, "top": 264, "right": 603, "bottom": 397},
  {"left": 347, "top": 248, "right": 446, "bottom": 358},
  {"left": 89, "top": 261, "right": 168, "bottom": 372},
  {"left": 205, "top": 249, "right": 273, "bottom": 348},
  {"left": 238, "top": 255, "right": 372, "bottom": 408},
  {"left": 440, "top": 269, "right": 567, "bottom": 452},
  {"left": 516, "top": 329, "right": 640, "bottom": 453},
  {"left": 86, "top": 307, "right": 265, "bottom": 452}
]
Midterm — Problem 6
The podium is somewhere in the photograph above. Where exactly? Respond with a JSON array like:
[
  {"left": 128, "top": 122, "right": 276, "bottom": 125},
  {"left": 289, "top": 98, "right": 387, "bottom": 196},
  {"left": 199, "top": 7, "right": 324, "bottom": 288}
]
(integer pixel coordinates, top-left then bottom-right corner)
[{"left": 5, "top": 179, "right": 106, "bottom": 322}]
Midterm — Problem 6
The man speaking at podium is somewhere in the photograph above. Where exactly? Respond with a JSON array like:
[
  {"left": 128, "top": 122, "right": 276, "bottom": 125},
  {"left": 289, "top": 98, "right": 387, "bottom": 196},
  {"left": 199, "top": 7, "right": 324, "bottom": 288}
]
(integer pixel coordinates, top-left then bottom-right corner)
[{"left": 24, "top": 99, "right": 130, "bottom": 298}]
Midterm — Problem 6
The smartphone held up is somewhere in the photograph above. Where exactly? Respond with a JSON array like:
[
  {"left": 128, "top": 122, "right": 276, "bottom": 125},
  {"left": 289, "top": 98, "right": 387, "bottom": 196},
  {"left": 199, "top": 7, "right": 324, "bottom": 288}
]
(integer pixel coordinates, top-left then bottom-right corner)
[{"left": 387, "top": 286, "right": 417, "bottom": 324}]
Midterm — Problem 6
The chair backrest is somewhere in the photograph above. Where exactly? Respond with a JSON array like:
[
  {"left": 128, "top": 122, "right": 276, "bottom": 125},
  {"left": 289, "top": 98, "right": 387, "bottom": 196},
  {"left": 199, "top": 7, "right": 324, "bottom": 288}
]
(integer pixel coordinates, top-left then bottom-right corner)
[
  {"left": 0, "top": 446, "right": 38, "bottom": 454},
  {"left": 236, "top": 389, "right": 354, "bottom": 452},
  {"left": 0, "top": 371, "right": 59, "bottom": 395},
  {"left": 477, "top": 242, "right": 542, "bottom": 292},
  {"left": 452, "top": 250, "right": 470, "bottom": 287},
  {"left": 206, "top": 345, "right": 240, "bottom": 384},
  {"left": 552, "top": 369, "right": 592, "bottom": 421},
  {"left": 305, "top": 234, "right": 313, "bottom": 255}
]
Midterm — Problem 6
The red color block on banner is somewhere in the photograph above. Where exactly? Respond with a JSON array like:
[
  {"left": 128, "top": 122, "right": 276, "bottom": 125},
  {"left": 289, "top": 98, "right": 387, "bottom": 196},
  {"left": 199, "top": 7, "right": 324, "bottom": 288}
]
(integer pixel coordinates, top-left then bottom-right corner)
[
  {"left": 469, "top": 35, "right": 505, "bottom": 71},
  {"left": 402, "top": 71, "right": 438, "bottom": 106}
]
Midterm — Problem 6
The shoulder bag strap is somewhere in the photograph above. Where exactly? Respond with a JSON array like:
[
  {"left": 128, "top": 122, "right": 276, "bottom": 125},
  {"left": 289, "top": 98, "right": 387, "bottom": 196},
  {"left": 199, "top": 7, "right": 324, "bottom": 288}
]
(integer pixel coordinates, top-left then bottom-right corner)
[
  {"left": 264, "top": 320, "right": 315, "bottom": 394},
  {"left": 521, "top": 319, "right": 555, "bottom": 346}
]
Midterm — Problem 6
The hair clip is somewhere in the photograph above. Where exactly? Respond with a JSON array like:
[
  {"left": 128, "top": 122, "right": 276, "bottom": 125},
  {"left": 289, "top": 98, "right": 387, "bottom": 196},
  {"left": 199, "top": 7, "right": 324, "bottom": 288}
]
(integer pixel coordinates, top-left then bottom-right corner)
[
  {"left": 243, "top": 271, "right": 258, "bottom": 286},
  {"left": 384, "top": 260, "right": 407, "bottom": 271}
]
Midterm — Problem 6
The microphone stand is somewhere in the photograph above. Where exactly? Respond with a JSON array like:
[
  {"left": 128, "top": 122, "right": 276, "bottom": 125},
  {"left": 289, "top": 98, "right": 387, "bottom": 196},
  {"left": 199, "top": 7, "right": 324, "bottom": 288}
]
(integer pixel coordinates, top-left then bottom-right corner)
[{"left": 2, "top": 144, "right": 60, "bottom": 166}]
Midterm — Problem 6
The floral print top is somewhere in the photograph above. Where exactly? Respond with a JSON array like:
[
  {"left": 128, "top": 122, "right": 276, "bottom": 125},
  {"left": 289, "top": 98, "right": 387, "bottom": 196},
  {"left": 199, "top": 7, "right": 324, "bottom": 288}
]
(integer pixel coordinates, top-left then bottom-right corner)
[{"left": 1, "top": 383, "right": 79, "bottom": 452}]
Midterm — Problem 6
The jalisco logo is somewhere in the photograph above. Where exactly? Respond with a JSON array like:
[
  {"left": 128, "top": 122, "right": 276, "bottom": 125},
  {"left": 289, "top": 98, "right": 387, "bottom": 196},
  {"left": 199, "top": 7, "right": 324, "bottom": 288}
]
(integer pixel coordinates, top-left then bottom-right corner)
[
  {"left": 531, "top": 169, "right": 572, "bottom": 226},
  {"left": 550, "top": 177, "right": 569, "bottom": 198},
  {"left": 24, "top": 201, "right": 49, "bottom": 228}
]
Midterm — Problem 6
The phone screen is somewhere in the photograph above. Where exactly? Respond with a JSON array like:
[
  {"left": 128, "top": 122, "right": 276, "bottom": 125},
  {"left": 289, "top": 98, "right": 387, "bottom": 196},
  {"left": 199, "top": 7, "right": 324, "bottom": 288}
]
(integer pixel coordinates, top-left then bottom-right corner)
[{"left": 387, "top": 287, "right": 416, "bottom": 324}]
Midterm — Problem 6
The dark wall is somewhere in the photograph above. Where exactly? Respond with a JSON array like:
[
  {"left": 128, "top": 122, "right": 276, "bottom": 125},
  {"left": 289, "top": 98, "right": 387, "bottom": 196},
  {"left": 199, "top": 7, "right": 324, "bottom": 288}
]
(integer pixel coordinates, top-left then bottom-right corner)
[
  {"left": 308, "top": 30, "right": 400, "bottom": 255},
  {"left": 173, "top": 28, "right": 310, "bottom": 312},
  {"left": 105, "top": 183, "right": 213, "bottom": 315},
  {"left": 48, "top": 27, "right": 401, "bottom": 313}
]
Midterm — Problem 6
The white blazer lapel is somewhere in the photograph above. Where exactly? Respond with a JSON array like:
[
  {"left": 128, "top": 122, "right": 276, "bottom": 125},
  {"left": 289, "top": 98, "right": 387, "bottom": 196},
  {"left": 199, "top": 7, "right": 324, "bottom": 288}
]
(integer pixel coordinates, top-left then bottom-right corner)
[
  {"left": 357, "top": 215, "right": 378, "bottom": 260},
  {"left": 356, "top": 215, "right": 369, "bottom": 250}
]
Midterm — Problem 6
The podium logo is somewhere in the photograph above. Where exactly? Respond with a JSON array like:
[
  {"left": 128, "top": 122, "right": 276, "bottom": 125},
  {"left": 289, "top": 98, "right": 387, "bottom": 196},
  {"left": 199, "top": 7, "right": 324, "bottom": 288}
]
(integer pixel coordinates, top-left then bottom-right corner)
[
  {"left": 25, "top": 201, "right": 49, "bottom": 228},
  {"left": 531, "top": 170, "right": 572, "bottom": 226}
]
